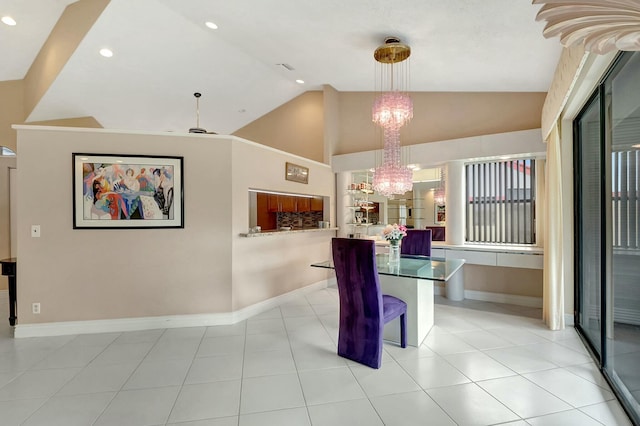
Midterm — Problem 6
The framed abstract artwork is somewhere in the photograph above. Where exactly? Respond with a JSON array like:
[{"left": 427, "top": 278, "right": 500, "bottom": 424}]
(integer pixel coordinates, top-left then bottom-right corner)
[
  {"left": 285, "top": 162, "right": 309, "bottom": 184},
  {"left": 72, "top": 153, "right": 184, "bottom": 229}
]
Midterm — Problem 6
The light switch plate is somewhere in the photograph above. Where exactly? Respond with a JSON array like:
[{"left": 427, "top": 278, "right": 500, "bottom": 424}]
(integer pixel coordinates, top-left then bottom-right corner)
[{"left": 31, "top": 225, "right": 41, "bottom": 238}]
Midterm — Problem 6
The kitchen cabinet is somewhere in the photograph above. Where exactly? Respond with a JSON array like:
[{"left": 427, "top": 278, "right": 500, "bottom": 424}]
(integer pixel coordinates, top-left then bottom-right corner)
[
  {"left": 257, "top": 192, "right": 277, "bottom": 230},
  {"left": 280, "top": 195, "right": 297, "bottom": 212},
  {"left": 267, "top": 194, "right": 298, "bottom": 212},
  {"left": 310, "top": 197, "right": 323, "bottom": 212},
  {"left": 297, "top": 197, "right": 311, "bottom": 212},
  {"left": 268, "top": 194, "right": 319, "bottom": 212},
  {"left": 267, "top": 194, "right": 279, "bottom": 212}
]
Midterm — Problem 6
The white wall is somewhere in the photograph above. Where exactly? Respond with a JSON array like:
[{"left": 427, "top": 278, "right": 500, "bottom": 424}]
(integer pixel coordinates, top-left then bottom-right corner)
[{"left": 332, "top": 129, "right": 546, "bottom": 172}]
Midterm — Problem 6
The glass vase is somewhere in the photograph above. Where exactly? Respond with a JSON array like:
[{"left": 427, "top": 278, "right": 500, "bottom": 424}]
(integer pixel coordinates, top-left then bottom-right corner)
[{"left": 388, "top": 240, "right": 400, "bottom": 265}]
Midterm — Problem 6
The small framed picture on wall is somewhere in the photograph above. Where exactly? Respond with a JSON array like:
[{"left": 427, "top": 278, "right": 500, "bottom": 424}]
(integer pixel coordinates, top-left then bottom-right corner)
[
  {"left": 285, "top": 162, "right": 309, "bottom": 184},
  {"left": 435, "top": 203, "right": 446, "bottom": 224}
]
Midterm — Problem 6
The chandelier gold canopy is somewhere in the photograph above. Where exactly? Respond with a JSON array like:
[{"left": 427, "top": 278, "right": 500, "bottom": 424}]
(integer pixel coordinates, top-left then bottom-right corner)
[{"left": 373, "top": 37, "right": 411, "bottom": 63}]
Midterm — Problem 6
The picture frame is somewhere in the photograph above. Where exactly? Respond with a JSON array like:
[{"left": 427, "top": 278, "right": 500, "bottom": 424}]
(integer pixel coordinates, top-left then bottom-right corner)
[
  {"left": 73, "top": 153, "right": 184, "bottom": 229},
  {"left": 435, "top": 203, "right": 446, "bottom": 224},
  {"left": 285, "top": 162, "right": 309, "bottom": 184}
]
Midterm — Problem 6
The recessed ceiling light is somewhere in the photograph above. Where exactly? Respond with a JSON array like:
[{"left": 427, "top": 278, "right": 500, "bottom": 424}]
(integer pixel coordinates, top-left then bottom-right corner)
[
  {"left": 633, "top": 144, "right": 640, "bottom": 148},
  {"left": 296, "top": 79, "right": 305, "bottom": 84},
  {"left": 99, "top": 48, "right": 113, "bottom": 58},
  {"left": 1, "top": 16, "right": 16, "bottom": 26},
  {"left": 205, "top": 21, "right": 218, "bottom": 29}
]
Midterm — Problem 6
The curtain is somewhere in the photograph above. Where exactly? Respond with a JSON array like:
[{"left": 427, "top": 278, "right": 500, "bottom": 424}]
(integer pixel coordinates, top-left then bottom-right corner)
[{"left": 543, "top": 124, "right": 565, "bottom": 330}]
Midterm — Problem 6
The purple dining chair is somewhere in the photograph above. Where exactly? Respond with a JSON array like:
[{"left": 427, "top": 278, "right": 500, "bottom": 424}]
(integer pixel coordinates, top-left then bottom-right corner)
[
  {"left": 331, "top": 238, "right": 407, "bottom": 369},
  {"left": 424, "top": 226, "right": 445, "bottom": 241},
  {"left": 400, "top": 229, "right": 432, "bottom": 256}
]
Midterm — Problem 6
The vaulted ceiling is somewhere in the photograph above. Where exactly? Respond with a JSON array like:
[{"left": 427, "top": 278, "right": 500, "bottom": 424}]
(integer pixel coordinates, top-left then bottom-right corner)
[{"left": 2, "top": 0, "right": 563, "bottom": 135}]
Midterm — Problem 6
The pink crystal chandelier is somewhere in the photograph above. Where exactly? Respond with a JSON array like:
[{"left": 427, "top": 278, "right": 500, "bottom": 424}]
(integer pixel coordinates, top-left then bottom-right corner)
[{"left": 372, "top": 37, "right": 414, "bottom": 197}]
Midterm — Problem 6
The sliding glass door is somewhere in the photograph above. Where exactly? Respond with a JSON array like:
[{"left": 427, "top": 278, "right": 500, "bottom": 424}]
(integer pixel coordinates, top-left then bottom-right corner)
[
  {"left": 575, "top": 51, "right": 640, "bottom": 424},
  {"left": 575, "top": 91, "right": 602, "bottom": 357}
]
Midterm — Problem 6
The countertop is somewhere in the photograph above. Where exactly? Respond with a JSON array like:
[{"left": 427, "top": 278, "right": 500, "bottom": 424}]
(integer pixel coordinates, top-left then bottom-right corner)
[{"left": 239, "top": 227, "right": 339, "bottom": 238}]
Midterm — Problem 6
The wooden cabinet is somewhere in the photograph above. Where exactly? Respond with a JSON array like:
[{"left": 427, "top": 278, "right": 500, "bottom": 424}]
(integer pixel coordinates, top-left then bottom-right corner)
[
  {"left": 264, "top": 194, "right": 323, "bottom": 214},
  {"left": 268, "top": 194, "right": 295, "bottom": 212},
  {"left": 257, "top": 193, "right": 277, "bottom": 230},
  {"left": 310, "top": 197, "right": 323, "bottom": 212},
  {"left": 297, "top": 197, "right": 311, "bottom": 212},
  {"left": 268, "top": 194, "right": 318, "bottom": 212},
  {"left": 267, "top": 194, "right": 280, "bottom": 212},
  {"left": 280, "top": 195, "right": 296, "bottom": 212}
]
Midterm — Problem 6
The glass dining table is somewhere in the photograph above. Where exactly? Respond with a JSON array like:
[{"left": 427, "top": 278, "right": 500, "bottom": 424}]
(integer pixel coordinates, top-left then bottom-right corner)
[{"left": 311, "top": 254, "right": 466, "bottom": 347}]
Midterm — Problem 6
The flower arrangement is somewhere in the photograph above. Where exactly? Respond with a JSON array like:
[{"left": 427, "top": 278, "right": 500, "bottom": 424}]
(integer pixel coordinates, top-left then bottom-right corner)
[{"left": 382, "top": 223, "right": 407, "bottom": 243}]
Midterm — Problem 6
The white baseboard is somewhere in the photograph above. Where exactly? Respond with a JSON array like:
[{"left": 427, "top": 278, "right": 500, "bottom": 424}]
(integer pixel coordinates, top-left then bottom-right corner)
[
  {"left": 564, "top": 313, "right": 575, "bottom": 326},
  {"left": 14, "top": 280, "right": 328, "bottom": 338}
]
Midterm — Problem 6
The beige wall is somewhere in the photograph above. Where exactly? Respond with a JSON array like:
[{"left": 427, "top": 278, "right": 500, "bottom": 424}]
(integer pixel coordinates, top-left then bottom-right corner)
[
  {"left": 230, "top": 139, "right": 335, "bottom": 310},
  {"left": 463, "top": 265, "right": 543, "bottom": 298},
  {"left": 232, "top": 90, "right": 545, "bottom": 159},
  {"left": 323, "top": 85, "right": 341, "bottom": 165},
  {"left": 23, "top": 0, "right": 110, "bottom": 117},
  {"left": 337, "top": 92, "right": 547, "bottom": 155},
  {"left": 0, "top": 80, "right": 25, "bottom": 153},
  {"left": 233, "top": 91, "right": 325, "bottom": 163},
  {"left": 15, "top": 127, "right": 334, "bottom": 326}
]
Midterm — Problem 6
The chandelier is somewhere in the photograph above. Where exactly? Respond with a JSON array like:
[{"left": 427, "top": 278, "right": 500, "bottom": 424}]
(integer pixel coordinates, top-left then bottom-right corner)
[
  {"left": 372, "top": 37, "right": 414, "bottom": 197},
  {"left": 434, "top": 167, "right": 446, "bottom": 205}
]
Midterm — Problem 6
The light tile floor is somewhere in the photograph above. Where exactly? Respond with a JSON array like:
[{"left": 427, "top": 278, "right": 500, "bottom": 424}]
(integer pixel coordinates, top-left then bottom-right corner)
[{"left": 0, "top": 289, "right": 635, "bottom": 425}]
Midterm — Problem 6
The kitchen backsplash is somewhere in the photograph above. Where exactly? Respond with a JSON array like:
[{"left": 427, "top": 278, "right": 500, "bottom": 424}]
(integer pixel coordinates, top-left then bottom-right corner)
[{"left": 277, "top": 211, "right": 324, "bottom": 229}]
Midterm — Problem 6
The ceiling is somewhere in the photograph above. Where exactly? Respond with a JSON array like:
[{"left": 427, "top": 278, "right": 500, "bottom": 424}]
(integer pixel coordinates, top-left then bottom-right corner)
[{"left": 2, "top": 0, "right": 563, "bottom": 135}]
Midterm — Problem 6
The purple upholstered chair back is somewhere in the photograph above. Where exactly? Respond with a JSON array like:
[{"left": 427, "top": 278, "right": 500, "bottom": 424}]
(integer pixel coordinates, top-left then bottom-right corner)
[
  {"left": 400, "top": 229, "right": 432, "bottom": 256},
  {"left": 331, "top": 238, "right": 384, "bottom": 368},
  {"left": 425, "top": 226, "right": 445, "bottom": 241}
]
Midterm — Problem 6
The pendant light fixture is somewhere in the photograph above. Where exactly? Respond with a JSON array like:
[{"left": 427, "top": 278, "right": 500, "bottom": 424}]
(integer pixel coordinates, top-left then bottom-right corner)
[
  {"left": 188, "top": 92, "right": 212, "bottom": 134},
  {"left": 372, "top": 37, "right": 414, "bottom": 197}
]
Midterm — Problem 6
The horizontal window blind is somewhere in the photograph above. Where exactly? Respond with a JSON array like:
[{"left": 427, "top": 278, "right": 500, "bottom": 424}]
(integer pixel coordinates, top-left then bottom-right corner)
[
  {"left": 612, "top": 149, "right": 639, "bottom": 249},
  {"left": 465, "top": 159, "right": 536, "bottom": 245}
]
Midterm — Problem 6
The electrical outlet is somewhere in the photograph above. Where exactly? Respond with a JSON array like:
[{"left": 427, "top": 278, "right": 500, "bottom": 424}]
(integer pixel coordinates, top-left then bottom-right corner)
[
  {"left": 32, "top": 303, "right": 40, "bottom": 314},
  {"left": 31, "top": 225, "right": 41, "bottom": 238}
]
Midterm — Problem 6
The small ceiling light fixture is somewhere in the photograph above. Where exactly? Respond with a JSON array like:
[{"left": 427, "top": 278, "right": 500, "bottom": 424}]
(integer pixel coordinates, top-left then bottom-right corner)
[
  {"left": 205, "top": 21, "right": 218, "bottom": 30},
  {"left": 1, "top": 16, "right": 16, "bottom": 26},
  {"left": 99, "top": 48, "right": 113, "bottom": 58},
  {"left": 371, "top": 36, "right": 414, "bottom": 197},
  {"left": 534, "top": 0, "right": 640, "bottom": 54},
  {"left": 189, "top": 92, "right": 207, "bottom": 134},
  {"left": 295, "top": 79, "right": 305, "bottom": 84}
]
